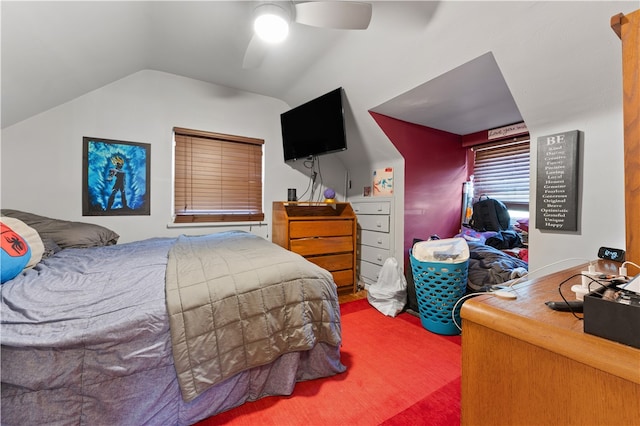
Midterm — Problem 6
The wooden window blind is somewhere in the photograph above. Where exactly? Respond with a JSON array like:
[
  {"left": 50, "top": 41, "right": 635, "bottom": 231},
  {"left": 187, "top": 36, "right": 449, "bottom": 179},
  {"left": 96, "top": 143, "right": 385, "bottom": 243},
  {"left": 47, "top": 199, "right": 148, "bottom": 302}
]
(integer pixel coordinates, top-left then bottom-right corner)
[
  {"left": 173, "top": 127, "right": 264, "bottom": 223},
  {"left": 472, "top": 137, "right": 530, "bottom": 208}
]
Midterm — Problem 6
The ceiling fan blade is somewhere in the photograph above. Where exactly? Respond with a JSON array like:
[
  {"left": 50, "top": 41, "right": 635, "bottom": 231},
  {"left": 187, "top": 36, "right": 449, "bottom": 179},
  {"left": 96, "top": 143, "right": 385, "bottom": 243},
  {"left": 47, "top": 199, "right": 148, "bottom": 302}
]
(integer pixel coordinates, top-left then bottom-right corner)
[
  {"left": 242, "top": 34, "right": 269, "bottom": 69},
  {"left": 294, "top": 2, "right": 372, "bottom": 29}
]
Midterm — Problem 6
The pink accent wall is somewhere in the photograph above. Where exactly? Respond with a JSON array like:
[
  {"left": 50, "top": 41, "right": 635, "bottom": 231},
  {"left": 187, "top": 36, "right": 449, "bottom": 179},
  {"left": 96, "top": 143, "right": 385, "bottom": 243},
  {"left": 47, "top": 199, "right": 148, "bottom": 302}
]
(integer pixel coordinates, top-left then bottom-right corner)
[{"left": 370, "top": 112, "right": 469, "bottom": 265}]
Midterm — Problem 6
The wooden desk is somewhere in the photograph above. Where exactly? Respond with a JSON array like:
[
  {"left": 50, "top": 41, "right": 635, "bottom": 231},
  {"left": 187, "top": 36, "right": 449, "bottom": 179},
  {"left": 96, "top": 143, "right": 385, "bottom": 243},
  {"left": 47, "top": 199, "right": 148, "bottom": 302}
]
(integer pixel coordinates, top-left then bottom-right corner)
[{"left": 461, "top": 260, "right": 640, "bottom": 425}]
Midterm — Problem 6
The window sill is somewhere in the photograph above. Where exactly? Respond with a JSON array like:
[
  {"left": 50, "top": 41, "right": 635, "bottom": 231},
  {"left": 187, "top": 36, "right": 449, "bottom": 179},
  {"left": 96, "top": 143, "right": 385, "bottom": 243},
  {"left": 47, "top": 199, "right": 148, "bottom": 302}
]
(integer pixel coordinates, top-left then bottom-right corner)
[{"left": 167, "top": 221, "right": 267, "bottom": 229}]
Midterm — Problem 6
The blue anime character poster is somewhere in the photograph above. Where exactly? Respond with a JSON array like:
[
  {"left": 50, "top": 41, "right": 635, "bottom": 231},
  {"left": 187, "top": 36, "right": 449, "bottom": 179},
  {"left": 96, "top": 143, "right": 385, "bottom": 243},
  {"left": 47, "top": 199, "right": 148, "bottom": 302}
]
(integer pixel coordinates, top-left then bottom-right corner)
[{"left": 82, "top": 137, "right": 150, "bottom": 216}]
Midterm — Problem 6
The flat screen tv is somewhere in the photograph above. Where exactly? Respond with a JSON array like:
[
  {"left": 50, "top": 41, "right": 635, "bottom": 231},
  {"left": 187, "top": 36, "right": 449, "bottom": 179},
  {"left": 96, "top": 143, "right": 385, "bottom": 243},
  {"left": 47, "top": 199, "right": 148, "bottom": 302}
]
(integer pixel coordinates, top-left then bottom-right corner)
[{"left": 281, "top": 87, "right": 347, "bottom": 162}]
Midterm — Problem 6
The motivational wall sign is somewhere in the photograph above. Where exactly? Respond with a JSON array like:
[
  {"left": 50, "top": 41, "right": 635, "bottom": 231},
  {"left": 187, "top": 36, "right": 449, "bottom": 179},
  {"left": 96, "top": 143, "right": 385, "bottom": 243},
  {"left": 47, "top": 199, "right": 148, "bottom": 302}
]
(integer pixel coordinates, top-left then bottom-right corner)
[{"left": 535, "top": 130, "right": 580, "bottom": 231}]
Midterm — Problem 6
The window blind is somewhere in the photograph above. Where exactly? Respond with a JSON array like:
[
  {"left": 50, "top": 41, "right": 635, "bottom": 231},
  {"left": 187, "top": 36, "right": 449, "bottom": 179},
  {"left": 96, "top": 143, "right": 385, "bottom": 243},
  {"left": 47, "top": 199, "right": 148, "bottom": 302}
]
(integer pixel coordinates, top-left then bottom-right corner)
[
  {"left": 173, "top": 127, "right": 264, "bottom": 223},
  {"left": 472, "top": 137, "right": 530, "bottom": 208}
]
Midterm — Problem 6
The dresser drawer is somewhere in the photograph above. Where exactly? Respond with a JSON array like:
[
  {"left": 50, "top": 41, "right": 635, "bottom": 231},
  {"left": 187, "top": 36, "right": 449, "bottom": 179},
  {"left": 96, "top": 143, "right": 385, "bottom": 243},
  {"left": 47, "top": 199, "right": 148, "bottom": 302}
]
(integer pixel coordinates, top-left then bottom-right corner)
[
  {"left": 359, "top": 275, "right": 377, "bottom": 289},
  {"left": 290, "top": 236, "right": 354, "bottom": 256},
  {"left": 360, "top": 229, "right": 391, "bottom": 249},
  {"left": 332, "top": 269, "right": 355, "bottom": 287},
  {"left": 359, "top": 260, "right": 382, "bottom": 283},
  {"left": 358, "top": 245, "right": 390, "bottom": 267},
  {"left": 357, "top": 215, "right": 390, "bottom": 232},
  {"left": 273, "top": 202, "right": 357, "bottom": 294},
  {"left": 290, "top": 220, "right": 353, "bottom": 238},
  {"left": 306, "top": 253, "right": 353, "bottom": 272},
  {"left": 352, "top": 201, "right": 391, "bottom": 215}
]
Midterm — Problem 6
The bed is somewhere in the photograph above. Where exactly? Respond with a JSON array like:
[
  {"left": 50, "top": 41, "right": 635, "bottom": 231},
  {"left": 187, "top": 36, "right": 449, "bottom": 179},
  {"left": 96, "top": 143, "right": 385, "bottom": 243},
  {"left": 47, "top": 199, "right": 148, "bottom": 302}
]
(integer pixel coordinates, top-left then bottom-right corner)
[{"left": 1, "top": 210, "right": 345, "bottom": 425}]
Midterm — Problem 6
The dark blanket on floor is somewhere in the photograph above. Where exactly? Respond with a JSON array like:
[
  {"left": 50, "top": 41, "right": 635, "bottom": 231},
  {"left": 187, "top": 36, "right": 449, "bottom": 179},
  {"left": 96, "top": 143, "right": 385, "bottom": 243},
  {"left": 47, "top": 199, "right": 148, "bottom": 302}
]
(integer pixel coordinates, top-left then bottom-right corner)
[{"left": 466, "top": 241, "right": 528, "bottom": 291}]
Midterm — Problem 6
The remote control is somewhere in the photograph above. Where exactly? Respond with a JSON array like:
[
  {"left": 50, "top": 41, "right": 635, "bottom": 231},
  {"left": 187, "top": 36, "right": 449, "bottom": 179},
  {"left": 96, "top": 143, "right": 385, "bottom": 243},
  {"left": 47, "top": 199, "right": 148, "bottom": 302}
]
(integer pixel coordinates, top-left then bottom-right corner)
[{"left": 545, "top": 300, "right": 584, "bottom": 312}]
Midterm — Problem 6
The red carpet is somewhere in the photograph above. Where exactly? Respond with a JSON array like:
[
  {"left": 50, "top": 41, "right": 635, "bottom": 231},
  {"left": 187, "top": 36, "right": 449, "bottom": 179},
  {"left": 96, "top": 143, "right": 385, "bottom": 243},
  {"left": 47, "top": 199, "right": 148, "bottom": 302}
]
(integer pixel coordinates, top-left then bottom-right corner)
[{"left": 198, "top": 299, "right": 461, "bottom": 425}]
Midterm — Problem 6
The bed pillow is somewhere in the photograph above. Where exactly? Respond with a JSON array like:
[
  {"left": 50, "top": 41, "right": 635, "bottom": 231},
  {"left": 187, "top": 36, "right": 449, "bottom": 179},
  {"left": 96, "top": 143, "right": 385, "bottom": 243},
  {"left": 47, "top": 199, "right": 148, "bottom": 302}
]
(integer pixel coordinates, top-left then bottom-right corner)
[
  {"left": 41, "top": 237, "right": 62, "bottom": 259},
  {"left": 1, "top": 225, "right": 29, "bottom": 283},
  {"left": 1, "top": 217, "right": 46, "bottom": 283},
  {"left": 0, "top": 209, "right": 119, "bottom": 249},
  {"left": 1, "top": 216, "right": 45, "bottom": 269}
]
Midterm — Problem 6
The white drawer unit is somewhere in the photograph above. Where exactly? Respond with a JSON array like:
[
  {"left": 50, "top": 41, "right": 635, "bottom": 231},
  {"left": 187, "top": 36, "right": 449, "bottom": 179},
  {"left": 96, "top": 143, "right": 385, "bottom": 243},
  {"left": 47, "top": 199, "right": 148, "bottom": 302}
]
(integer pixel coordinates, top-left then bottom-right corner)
[
  {"left": 357, "top": 215, "right": 390, "bottom": 233},
  {"left": 359, "top": 260, "right": 383, "bottom": 285},
  {"left": 350, "top": 196, "right": 395, "bottom": 289},
  {"left": 360, "top": 229, "right": 390, "bottom": 250},
  {"left": 353, "top": 202, "right": 391, "bottom": 215},
  {"left": 358, "top": 244, "right": 390, "bottom": 266}
]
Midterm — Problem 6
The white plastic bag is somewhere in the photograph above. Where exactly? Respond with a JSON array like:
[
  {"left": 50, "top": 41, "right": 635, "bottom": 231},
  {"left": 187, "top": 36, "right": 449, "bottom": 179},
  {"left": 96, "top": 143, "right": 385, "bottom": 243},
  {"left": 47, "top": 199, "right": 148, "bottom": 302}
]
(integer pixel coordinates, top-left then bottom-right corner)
[
  {"left": 367, "top": 257, "right": 407, "bottom": 317},
  {"left": 412, "top": 237, "right": 470, "bottom": 263}
]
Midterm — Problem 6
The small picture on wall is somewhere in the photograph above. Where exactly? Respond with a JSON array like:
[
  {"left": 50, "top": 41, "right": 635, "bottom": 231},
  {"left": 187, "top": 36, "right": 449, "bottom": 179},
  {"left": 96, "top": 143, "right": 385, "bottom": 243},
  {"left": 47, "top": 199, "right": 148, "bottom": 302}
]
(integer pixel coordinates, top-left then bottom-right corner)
[
  {"left": 373, "top": 167, "right": 393, "bottom": 196},
  {"left": 82, "top": 137, "right": 150, "bottom": 216}
]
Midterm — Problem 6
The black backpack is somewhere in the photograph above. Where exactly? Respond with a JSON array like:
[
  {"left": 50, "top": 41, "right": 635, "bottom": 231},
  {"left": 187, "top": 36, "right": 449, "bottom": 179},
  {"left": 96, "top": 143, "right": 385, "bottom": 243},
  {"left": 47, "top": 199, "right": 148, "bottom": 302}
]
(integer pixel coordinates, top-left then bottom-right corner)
[{"left": 469, "top": 195, "right": 510, "bottom": 232}]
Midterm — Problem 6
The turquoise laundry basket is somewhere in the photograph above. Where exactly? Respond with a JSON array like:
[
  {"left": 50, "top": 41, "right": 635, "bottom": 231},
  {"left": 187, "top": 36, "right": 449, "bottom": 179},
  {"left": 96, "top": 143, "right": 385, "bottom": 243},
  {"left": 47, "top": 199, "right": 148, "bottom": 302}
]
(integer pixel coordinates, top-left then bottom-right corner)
[{"left": 409, "top": 250, "right": 469, "bottom": 335}]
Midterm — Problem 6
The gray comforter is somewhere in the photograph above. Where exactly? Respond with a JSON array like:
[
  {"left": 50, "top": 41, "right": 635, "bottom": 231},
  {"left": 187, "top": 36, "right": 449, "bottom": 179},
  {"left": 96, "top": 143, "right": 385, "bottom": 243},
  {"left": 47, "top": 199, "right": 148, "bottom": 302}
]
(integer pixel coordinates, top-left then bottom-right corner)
[
  {"left": 166, "top": 232, "right": 342, "bottom": 402},
  {"left": 1, "top": 231, "right": 344, "bottom": 425}
]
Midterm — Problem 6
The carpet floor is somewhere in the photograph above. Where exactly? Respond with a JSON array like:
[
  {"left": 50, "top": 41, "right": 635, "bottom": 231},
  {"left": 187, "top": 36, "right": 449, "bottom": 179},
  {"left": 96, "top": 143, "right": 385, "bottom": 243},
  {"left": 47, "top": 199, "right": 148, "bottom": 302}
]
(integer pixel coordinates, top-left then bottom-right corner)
[{"left": 198, "top": 298, "right": 462, "bottom": 425}]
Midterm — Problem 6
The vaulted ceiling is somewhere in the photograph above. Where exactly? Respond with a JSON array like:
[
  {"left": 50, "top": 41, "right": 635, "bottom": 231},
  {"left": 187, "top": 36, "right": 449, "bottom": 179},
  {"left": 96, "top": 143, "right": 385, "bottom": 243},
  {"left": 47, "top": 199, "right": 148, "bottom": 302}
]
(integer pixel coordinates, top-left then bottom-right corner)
[{"left": 1, "top": 1, "right": 521, "bottom": 135}]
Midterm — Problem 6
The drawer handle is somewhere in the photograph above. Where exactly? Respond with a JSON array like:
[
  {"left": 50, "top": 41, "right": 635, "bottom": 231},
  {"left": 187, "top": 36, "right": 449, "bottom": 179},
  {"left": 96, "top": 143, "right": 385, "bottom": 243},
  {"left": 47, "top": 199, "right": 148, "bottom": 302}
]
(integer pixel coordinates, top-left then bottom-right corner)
[
  {"left": 376, "top": 221, "right": 382, "bottom": 228},
  {"left": 376, "top": 255, "right": 383, "bottom": 261},
  {"left": 377, "top": 238, "right": 383, "bottom": 244}
]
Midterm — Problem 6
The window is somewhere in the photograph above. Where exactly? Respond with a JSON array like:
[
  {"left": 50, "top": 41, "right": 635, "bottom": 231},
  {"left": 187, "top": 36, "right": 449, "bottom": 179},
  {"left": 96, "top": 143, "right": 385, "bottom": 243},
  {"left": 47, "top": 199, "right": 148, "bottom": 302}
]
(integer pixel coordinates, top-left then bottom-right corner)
[
  {"left": 472, "top": 136, "right": 530, "bottom": 212},
  {"left": 173, "top": 127, "right": 264, "bottom": 223}
]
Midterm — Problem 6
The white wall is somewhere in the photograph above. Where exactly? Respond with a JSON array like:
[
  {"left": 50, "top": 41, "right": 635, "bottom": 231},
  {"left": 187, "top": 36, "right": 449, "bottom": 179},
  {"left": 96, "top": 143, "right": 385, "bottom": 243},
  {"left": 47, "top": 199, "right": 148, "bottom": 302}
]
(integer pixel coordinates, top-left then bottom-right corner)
[
  {"left": 0, "top": 70, "right": 348, "bottom": 243},
  {"left": 496, "top": 3, "right": 629, "bottom": 272},
  {"left": 302, "top": 1, "right": 633, "bottom": 273},
  {"left": 2, "top": 2, "right": 636, "bottom": 274},
  {"left": 527, "top": 112, "right": 626, "bottom": 271}
]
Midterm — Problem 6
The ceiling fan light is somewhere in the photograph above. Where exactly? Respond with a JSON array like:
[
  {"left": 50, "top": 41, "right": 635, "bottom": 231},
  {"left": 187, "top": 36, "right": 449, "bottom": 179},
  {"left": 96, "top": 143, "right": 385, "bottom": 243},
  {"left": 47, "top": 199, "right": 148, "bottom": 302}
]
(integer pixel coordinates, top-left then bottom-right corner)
[{"left": 253, "top": 4, "right": 290, "bottom": 43}]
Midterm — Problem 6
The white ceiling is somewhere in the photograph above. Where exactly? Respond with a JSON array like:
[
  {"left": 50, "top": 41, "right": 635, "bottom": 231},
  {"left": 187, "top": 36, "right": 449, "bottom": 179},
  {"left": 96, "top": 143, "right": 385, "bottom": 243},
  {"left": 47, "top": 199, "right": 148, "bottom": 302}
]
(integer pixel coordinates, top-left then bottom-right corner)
[
  {"left": 2, "top": 1, "right": 520, "bottom": 133},
  {"left": 371, "top": 52, "right": 523, "bottom": 135}
]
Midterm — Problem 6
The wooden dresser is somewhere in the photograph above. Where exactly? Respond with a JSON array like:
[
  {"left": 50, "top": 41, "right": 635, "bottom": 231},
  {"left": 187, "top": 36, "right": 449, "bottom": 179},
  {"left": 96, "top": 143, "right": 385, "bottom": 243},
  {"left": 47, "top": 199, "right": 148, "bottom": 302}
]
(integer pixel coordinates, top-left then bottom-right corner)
[
  {"left": 272, "top": 202, "right": 357, "bottom": 294},
  {"left": 612, "top": 9, "right": 640, "bottom": 263},
  {"left": 461, "top": 259, "right": 640, "bottom": 425}
]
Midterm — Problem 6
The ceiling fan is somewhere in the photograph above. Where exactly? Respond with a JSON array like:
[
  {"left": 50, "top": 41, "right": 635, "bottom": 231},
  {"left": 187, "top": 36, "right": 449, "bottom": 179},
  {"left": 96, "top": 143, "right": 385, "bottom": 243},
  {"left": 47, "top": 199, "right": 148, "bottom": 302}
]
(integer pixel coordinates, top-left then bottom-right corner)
[{"left": 242, "top": 1, "right": 373, "bottom": 69}]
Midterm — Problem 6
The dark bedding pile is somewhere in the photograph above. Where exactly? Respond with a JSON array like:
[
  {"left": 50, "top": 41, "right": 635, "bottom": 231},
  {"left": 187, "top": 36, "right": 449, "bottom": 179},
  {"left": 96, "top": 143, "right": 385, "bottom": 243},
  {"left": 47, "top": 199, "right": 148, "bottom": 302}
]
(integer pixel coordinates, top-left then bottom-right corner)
[{"left": 466, "top": 241, "right": 528, "bottom": 291}]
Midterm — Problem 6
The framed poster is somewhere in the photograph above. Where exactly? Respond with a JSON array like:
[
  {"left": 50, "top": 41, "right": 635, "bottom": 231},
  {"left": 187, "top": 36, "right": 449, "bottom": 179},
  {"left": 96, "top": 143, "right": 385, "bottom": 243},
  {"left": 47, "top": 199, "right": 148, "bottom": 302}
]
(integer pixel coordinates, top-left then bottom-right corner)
[
  {"left": 535, "top": 130, "right": 580, "bottom": 231},
  {"left": 82, "top": 137, "right": 150, "bottom": 216}
]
